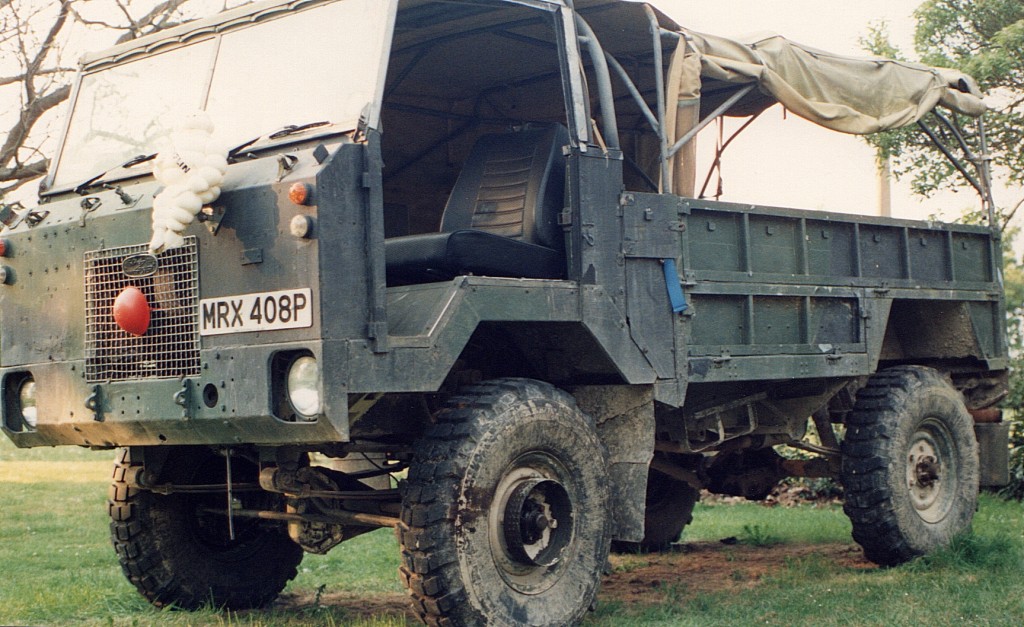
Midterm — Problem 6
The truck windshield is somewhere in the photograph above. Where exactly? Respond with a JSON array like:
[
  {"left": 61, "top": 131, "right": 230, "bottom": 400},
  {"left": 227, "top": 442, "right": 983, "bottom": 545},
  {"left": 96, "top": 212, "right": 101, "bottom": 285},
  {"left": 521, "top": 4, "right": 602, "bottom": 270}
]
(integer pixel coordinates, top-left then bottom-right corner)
[{"left": 50, "top": 0, "right": 393, "bottom": 191}]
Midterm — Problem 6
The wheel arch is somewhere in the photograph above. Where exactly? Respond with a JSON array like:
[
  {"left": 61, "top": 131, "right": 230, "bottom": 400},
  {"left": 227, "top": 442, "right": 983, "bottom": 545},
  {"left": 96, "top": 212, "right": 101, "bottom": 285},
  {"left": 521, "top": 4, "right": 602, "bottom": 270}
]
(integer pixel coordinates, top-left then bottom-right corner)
[
  {"left": 454, "top": 321, "right": 625, "bottom": 386},
  {"left": 875, "top": 298, "right": 1005, "bottom": 371}
]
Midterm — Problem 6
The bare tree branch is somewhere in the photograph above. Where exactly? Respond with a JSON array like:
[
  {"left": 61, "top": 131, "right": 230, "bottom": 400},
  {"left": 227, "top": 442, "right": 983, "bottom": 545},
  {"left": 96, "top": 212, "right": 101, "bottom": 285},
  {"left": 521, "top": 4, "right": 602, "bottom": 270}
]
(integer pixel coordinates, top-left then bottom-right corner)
[
  {"left": 114, "top": 0, "right": 189, "bottom": 43},
  {"left": 1, "top": 0, "right": 252, "bottom": 197},
  {"left": 0, "top": 1, "right": 71, "bottom": 183},
  {"left": 114, "top": 0, "right": 140, "bottom": 39},
  {"left": 26, "top": 1, "right": 70, "bottom": 79},
  {"left": 68, "top": 6, "right": 125, "bottom": 31},
  {"left": 0, "top": 83, "right": 72, "bottom": 168},
  {"left": 0, "top": 67, "right": 73, "bottom": 88},
  {"left": 1001, "top": 196, "right": 1024, "bottom": 233},
  {"left": 0, "top": 158, "right": 49, "bottom": 183}
]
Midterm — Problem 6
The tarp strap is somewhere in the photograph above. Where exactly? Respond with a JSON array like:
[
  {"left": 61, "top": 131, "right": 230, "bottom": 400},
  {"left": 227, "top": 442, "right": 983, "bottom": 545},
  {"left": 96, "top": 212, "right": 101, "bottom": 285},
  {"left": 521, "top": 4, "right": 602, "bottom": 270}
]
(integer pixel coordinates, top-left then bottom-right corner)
[{"left": 662, "top": 258, "right": 688, "bottom": 313}]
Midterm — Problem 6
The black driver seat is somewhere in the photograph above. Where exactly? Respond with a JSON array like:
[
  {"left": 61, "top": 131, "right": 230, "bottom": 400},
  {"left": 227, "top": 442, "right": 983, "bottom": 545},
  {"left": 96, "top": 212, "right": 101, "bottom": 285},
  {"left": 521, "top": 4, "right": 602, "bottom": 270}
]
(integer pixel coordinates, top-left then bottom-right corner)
[{"left": 385, "top": 124, "right": 569, "bottom": 285}]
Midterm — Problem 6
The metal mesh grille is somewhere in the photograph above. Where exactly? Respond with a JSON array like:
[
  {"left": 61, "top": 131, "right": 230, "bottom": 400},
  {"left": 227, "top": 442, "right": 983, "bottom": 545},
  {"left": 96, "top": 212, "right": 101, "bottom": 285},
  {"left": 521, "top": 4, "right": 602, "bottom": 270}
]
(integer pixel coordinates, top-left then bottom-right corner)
[{"left": 84, "top": 237, "right": 200, "bottom": 382}]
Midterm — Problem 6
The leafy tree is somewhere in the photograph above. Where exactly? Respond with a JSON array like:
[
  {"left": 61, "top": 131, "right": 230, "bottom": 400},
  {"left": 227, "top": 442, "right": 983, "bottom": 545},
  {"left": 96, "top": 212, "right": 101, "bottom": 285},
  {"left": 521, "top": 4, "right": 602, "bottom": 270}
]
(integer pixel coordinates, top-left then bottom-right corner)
[{"left": 865, "top": 0, "right": 1024, "bottom": 226}]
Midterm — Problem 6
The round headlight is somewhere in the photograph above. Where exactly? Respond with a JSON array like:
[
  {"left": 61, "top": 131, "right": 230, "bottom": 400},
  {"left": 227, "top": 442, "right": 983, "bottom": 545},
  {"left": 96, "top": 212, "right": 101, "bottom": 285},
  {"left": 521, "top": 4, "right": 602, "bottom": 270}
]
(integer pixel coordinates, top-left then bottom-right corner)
[
  {"left": 19, "top": 378, "right": 37, "bottom": 430},
  {"left": 286, "top": 356, "right": 321, "bottom": 419}
]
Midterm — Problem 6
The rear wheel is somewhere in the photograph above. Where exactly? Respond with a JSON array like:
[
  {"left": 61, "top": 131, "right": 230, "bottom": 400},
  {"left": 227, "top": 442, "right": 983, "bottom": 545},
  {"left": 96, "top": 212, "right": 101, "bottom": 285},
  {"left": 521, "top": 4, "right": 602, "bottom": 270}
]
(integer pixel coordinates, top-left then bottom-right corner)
[
  {"left": 398, "top": 378, "right": 611, "bottom": 626},
  {"left": 840, "top": 366, "right": 979, "bottom": 566},
  {"left": 109, "top": 447, "right": 303, "bottom": 609}
]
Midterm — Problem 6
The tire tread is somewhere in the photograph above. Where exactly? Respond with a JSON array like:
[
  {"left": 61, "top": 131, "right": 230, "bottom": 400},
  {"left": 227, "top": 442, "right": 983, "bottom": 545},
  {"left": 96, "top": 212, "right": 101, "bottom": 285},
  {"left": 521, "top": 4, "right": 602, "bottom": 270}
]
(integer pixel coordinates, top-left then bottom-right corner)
[
  {"left": 108, "top": 448, "right": 301, "bottom": 609},
  {"left": 397, "top": 377, "right": 606, "bottom": 625}
]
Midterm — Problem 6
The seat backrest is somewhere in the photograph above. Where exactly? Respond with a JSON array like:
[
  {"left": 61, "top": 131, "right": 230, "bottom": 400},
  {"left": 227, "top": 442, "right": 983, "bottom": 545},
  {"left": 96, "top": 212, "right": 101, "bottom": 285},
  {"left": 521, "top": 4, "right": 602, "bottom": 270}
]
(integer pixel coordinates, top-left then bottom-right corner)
[{"left": 440, "top": 124, "right": 568, "bottom": 250}]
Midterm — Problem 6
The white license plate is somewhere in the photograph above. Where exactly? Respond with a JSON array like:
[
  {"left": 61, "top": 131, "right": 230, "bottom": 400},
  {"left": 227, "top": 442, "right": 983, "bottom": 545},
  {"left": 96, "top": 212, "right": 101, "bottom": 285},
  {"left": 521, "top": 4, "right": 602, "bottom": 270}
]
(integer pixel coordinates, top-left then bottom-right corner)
[{"left": 200, "top": 288, "right": 313, "bottom": 336}]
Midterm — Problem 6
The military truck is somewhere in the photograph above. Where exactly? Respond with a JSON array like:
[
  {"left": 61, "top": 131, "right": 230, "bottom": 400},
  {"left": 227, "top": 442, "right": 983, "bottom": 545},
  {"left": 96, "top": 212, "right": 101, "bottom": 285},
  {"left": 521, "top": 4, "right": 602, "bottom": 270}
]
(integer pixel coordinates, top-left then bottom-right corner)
[{"left": 0, "top": 0, "right": 1010, "bottom": 625}]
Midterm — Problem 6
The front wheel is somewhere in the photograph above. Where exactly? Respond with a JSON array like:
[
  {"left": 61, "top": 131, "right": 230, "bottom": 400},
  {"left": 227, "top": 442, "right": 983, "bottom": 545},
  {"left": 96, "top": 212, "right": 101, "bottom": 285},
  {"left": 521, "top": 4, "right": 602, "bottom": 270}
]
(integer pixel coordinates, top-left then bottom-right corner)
[
  {"left": 840, "top": 366, "right": 979, "bottom": 566},
  {"left": 398, "top": 378, "right": 611, "bottom": 626},
  {"left": 109, "top": 447, "right": 303, "bottom": 609}
]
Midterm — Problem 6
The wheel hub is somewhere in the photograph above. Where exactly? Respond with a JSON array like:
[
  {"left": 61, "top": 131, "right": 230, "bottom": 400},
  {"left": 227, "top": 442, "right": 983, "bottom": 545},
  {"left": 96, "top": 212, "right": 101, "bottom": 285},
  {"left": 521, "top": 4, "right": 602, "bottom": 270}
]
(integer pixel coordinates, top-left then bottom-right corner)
[
  {"left": 905, "top": 419, "right": 957, "bottom": 524},
  {"left": 914, "top": 456, "right": 939, "bottom": 488},
  {"left": 485, "top": 453, "right": 581, "bottom": 595},
  {"left": 501, "top": 478, "right": 571, "bottom": 567}
]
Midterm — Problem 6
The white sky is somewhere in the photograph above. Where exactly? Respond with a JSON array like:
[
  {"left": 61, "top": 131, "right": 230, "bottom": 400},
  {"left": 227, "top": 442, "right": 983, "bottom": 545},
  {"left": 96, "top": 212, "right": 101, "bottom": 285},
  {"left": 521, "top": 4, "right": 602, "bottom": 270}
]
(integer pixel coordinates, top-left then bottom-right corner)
[{"left": 648, "top": 0, "right": 998, "bottom": 223}]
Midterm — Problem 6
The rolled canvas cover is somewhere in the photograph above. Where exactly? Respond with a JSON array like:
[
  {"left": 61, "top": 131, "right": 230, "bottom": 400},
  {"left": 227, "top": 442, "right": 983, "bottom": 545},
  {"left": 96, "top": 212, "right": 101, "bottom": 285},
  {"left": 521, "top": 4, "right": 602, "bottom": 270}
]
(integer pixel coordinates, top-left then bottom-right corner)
[
  {"left": 681, "top": 30, "right": 987, "bottom": 134},
  {"left": 653, "top": 16, "right": 987, "bottom": 196}
]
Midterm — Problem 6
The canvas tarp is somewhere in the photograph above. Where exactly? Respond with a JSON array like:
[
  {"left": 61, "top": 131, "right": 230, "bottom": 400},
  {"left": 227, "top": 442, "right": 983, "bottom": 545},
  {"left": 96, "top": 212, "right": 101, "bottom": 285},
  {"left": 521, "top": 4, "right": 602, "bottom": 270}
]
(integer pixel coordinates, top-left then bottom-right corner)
[
  {"left": 659, "top": 26, "right": 988, "bottom": 195},
  {"left": 680, "top": 30, "right": 987, "bottom": 134}
]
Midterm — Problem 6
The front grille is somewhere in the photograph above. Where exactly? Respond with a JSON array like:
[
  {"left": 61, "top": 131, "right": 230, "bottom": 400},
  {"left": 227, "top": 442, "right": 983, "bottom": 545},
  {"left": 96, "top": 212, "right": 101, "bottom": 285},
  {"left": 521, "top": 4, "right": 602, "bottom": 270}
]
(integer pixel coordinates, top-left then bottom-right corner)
[{"left": 84, "top": 237, "right": 200, "bottom": 382}]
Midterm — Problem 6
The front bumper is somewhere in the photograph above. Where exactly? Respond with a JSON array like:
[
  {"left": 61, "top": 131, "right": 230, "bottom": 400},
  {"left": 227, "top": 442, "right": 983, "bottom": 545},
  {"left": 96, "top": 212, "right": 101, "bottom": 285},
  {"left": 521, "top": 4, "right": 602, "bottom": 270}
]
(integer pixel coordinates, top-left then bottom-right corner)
[{"left": 1, "top": 343, "right": 349, "bottom": 448}]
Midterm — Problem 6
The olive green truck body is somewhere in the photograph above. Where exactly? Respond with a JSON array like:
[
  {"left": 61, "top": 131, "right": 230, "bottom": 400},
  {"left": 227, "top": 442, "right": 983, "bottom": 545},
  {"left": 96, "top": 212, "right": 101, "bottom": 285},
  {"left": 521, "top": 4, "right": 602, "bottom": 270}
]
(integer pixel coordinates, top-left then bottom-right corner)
[
  {"left": 1, "top": 182, "right": 1008, "bottom": 457},
  {"left": 0, "top": 1, "right": 1009, "bottom": 624}
]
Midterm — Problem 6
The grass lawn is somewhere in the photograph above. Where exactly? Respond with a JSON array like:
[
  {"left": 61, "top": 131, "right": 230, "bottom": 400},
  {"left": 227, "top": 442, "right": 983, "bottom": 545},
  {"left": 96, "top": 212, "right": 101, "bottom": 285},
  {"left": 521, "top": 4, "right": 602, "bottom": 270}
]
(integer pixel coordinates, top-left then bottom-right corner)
[
  {"left": 594, "top": 498, "right": 1024, "bottom": 626},
  {"left": 2, "top": 438, "right": 1023, "bottom": 626}
]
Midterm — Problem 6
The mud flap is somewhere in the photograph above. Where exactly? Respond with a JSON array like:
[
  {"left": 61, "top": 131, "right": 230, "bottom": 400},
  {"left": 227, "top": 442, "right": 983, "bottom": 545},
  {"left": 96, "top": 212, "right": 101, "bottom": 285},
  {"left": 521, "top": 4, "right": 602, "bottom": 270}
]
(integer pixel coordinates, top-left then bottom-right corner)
[
  {"left": 975, "top": 421, "right": 1010, "bottom": 487},
  {"left": 573, "top": 385, "right": 654, "bottom": 542}
]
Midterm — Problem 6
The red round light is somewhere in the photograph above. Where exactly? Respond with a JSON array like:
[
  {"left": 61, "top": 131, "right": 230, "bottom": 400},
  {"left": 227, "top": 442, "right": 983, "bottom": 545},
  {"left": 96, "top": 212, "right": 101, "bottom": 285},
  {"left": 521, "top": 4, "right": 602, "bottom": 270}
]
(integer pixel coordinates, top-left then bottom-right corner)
[
  {"left": 112, "top": 286, "right": 151, "bottom": 336},
  {"left": 0, "top": 239, "right": 8, "bottom": 257}
]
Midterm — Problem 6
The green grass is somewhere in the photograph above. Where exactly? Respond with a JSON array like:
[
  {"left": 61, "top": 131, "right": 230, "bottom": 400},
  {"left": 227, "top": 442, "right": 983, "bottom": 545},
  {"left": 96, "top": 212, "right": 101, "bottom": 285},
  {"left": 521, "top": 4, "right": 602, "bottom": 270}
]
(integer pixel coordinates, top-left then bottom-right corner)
[
  {"left": 0, "top": 438, "right": 406, "bottom": 626},
  {"left": 0, "top": 437, "right": 113, "bottom": 462},
  {"left": 3, "top": 437, "right": 1024, "bottom": 625},
  {"left": 589, "top": 525, "right": 1024, "bottom": 626},
  {"left": 589, "top": 497, "right": 1024, "bottom": 626},
  {"left": 685, "top": 499, "right": 853, "bottom": 545}
]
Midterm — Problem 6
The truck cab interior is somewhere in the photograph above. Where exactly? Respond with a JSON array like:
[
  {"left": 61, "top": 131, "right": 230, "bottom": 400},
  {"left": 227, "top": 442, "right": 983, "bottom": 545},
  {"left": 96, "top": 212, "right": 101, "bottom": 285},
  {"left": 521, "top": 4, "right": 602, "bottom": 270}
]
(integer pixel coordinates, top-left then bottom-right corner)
[{"left": 379, "top": 0, "right": 674, "bottom": 285}]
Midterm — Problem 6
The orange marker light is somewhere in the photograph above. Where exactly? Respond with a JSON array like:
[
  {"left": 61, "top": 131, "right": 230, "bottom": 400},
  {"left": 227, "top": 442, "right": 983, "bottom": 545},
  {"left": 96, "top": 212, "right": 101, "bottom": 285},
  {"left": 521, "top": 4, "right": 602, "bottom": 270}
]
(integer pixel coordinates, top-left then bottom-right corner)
[
  {"left": 289, "top": 182, "right": 313, "bottom": 206},
  {"left": 112, "top": 286, "right": 151, "bottom": 336}
]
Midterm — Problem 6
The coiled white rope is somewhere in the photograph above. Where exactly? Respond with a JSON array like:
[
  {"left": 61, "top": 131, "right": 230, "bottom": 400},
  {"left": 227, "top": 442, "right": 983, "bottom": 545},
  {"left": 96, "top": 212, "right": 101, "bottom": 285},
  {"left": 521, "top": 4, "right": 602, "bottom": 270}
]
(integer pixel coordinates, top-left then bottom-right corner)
[{"left": 149, "top": 112, "right": 227, "bottom": 254}]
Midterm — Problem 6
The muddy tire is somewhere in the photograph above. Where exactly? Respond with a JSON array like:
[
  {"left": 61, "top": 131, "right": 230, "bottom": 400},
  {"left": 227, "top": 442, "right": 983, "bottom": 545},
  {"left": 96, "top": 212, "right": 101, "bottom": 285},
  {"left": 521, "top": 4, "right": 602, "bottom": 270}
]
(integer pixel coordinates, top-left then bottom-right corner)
[
  {"left": 109, "top": 447, "right": 303, "bottom": 609},
  {"left": 612, "top": 467, "right": 699, "bottom": 553},
  {"left": 840, "top": 366, "right": 979, "bottom": 566},
  {"left": 398, "top": 378, "right": 611, "bottom": 626}
]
